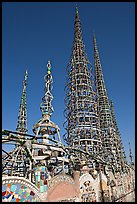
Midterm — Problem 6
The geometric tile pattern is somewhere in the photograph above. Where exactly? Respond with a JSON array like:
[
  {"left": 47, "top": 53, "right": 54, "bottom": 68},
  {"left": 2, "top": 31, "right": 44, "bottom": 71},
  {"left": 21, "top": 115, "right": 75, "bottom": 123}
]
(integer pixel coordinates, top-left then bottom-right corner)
[{"left": 2, "top": 183, "right": 39, "bottom": 202}]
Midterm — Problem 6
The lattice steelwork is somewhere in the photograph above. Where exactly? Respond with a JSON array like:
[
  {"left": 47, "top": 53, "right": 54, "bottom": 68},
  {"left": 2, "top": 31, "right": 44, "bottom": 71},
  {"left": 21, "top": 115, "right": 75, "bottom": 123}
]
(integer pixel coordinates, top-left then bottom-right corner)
[
  {"left": 3, "top": 70, "right": 31, "bottom": 178},
  {"left": 93, "top": 34, "right": 127, "bottom": 173},
  {"left": 2, "top": 140, "right": 31, "bottom": 178},
  {"left": 16, "top": 70, "right": 28, "bottom": 135},
  {"left": 109, "top": 100, "right": 127, "bottom": 170},
  {"left": 63, "top": 6, "right": 102, "bottom": 167}
]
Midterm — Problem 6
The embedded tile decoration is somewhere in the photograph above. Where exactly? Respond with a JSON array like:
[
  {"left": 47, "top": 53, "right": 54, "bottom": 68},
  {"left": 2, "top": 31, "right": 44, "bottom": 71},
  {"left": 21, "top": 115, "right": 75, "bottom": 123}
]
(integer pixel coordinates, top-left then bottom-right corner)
[{"left": 2, "top": 183, "right": 39, "bottom": 202}]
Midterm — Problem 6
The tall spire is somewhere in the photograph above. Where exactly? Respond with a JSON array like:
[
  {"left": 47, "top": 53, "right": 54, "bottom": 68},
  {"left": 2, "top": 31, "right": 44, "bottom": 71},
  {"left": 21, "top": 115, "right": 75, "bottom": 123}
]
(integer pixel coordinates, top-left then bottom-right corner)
[
  {"left": 93, "top": 34, "right": 113, "bottom": 129},
  {"left": 16, "top": 70, "right": 28, "bottom": 134},
  {"left": 64, "top": 7, "right": 102, "bottom": 168},
  {"left": 93, "top": 34, "right": 127, "bottom": 172},
  {"left": 109, "top": 99, "right": 127, "bottom": 168}
]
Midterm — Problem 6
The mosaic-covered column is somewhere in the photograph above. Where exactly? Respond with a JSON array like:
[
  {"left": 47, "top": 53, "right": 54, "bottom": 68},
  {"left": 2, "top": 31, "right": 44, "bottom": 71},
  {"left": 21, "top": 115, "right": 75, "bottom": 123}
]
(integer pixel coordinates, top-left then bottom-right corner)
[{"left": 34, "top": 164, "right": 49, "bottom": 193}]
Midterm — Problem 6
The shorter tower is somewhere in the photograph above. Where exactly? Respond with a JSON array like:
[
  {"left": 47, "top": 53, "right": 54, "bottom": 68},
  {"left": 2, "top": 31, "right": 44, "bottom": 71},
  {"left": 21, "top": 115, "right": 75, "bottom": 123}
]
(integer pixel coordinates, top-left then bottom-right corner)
[
  {"left": 13, "top": 70, "right": 30, "bottom": 178},
  {"left": 109, "top": 100, "right": 127, "bottom": 169},
  {"left": 16, "top": 70, "right": 28, "bottom": 136},
  {"left": 32, "top": 61, "right": 61, "bottom": 144},
  {"left": 2, "top": 70, "right": 31, "bottom": 178},
  {"left": 32, "top": 61, "right": 68, "bottom": 177}
]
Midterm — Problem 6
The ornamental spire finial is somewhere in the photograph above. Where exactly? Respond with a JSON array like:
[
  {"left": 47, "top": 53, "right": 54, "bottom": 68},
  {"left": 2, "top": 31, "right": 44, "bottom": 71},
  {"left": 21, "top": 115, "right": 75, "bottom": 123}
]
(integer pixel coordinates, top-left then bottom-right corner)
[
  {"left": 47, "top": 60, "right": 51, "bottom": 75},
  {"left": 33, "top": 61, "right": 61, "bottom": 143},
  {"left": 40, "top": 60, "right": 54, "bottom": 118}
]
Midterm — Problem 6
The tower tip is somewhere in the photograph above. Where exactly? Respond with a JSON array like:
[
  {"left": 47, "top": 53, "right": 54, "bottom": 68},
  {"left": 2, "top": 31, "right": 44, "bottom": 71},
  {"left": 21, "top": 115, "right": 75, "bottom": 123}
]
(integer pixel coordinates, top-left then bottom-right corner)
[
  {"left": 76, "top": 3, "right": 79, "bottom": 13},
  {"left": 93, "top": 31, "right": 97, "bottom": 45},
  {"left": 24, "top": 69, "right": 28, "bottom": 81},
  {"left": 93, "top": 30, "right": 96, "bottom": 39},
  {"left": 47, "top": 60, "right": 51, "bottom": 75},
  {"left": 47, "top": 60, "right": 51, "bottom": 67}
]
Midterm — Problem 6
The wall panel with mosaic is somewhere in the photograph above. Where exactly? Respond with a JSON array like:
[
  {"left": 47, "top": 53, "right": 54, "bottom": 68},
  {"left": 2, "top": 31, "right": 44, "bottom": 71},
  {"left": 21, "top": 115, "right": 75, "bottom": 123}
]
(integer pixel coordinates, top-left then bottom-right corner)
[{"left": 2, "top": 177, "right": 41, "bottom": 202}]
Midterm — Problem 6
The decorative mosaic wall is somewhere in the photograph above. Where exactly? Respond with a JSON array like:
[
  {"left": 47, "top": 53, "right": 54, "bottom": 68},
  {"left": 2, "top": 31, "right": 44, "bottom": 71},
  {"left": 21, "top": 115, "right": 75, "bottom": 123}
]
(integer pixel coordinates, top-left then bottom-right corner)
[
  {"left": 2, "top": 182, "right": 40, "bottom": 202},
  {"left": 2, "top": 176, "right": 41, "bottom": 202}
]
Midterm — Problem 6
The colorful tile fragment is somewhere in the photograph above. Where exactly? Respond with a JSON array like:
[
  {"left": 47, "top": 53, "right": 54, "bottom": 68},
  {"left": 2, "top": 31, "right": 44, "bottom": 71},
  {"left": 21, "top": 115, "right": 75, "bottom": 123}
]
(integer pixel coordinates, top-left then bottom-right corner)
[{"left": 10, "top": 184, "right": 17, "bottom": 192}]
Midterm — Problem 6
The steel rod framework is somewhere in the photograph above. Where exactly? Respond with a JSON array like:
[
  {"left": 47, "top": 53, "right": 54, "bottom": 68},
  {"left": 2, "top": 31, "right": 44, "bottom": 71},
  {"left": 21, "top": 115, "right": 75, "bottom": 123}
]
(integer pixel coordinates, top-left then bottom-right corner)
[
  {"left": 16, "top": 70, "right": 28, "bottom": 135},
  {"left": 63, "top": 6, "right": 103, "bottom": 170},
  {"left": 93, "top": 34, "right": 128, "bottom": 173}
]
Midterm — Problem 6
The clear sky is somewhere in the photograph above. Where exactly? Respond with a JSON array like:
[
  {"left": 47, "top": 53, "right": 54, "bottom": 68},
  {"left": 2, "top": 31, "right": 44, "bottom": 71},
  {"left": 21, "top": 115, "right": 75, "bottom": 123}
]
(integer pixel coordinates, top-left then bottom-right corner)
[{"left": 2, "top": 2, "right": 135, "bottom": 163}]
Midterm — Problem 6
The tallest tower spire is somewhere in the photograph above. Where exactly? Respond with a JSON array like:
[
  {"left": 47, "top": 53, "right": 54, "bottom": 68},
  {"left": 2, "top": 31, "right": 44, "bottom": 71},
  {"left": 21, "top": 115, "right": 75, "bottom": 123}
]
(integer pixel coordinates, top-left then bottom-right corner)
[
  {"left": 64, "top": 6, "right": 102, "bottom": 167},
  {"left": 74, "top": 4, "right": 82, "bottom": 40}
]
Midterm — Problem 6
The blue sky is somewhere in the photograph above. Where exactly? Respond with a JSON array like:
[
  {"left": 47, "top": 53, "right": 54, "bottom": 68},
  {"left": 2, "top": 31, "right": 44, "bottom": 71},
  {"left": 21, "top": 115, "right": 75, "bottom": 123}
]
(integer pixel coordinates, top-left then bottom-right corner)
[{"left": 2, "top": 2, "right": 135, "bottom": 163}]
